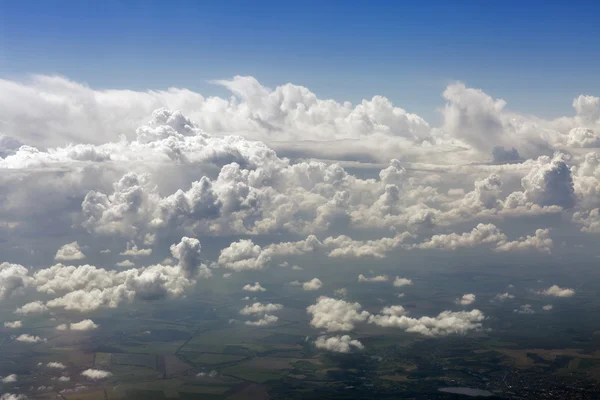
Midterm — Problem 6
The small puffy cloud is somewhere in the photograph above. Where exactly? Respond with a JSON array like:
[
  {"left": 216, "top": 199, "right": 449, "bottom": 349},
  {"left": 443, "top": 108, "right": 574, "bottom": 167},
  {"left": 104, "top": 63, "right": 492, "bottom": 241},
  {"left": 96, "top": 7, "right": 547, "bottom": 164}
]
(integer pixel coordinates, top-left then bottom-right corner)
[
  {"left": 0, "top": 262, "right": 31, "bottom": 300},
  {"left": 81, "top": 369, "right": 112, "bottom": 380},
  {"left": 170, "top": 236, "right": 210, "bottom": 279},
  {"left": 493, "top": 292, "right": 515, "bottom": 301},
  {"left": 1, "top": 374, "right": 18, "bottom": 383},
  {"left": 416, "top": 223, "right": 506, "bottom": 251},
  {"left": 47, "top": 362, "right": 66, "bottom": 370},
  {"left": 239, "top": 302, "right": 283, "bottom": 315},
  {"left": 242, "top": 282, "right": 266, "bottom": 292},
  {"left": 542, "top": 304, "right": 553, "bottom": 311},
  {"left": 245, "top": 314, "right": 278, "bottom": 326},
  {"left": 494, "top": 228, "right": 553, "bottom": 254},
  {"left": 54, "top": 376, "right": 70, "bottom": 382},
  {"left": 115, "top": 260, "right": 135, "bottom": 268},
  {"left": 514, "top": 304, "right": 535, "bottom": 314},
  {"left": 334, "top": 288, "right": 348, "bottom": 297},
  {"left": 56, "top": 324, "right": 68, "bottom": 331},
  {"left": 369, "top": 307, "right": 485, "bottom": 337},
  {"left": 303, "top": 278, "right": 323, "bottom": 291},
  {"left": 15, "top": 301, "right": 48, "bottom": 315},
  {"left": 538, "top": 285, "right": 575, "bottom": 297},
  {"left": 0, "top": 394, "right": 27, "bottom": 400},
  {"left": 314, "top": 335, "right": 364, "bottom": 353},
  {"left": 55, "top": 242, "right": 86, "bottom": 261},
  {"left": 3, "top": 321, "right": 22, "bottom": 329},
  {"left": 324, "top": 233, "right": 412, "bottom": 259},
  {"left": 456, "top": 293, "right": 476, "bottom": 306},
  {"left": 307, "top": 296, "right": 370, "bottom": 332},
  {"left": 69, "top": 319, "right": 99, "bottom": 331},
  {"left": 120, "top": 242, "right": 152, "bottom": 256},
  {"left": 358, "top": 274, "right": 388, "bottom": 283},
  {"left": 393, "top": 276, "right": 413, "bottom": 287},
  {"left": 16, "top": 334, "right": 46, "bottom": 343}
]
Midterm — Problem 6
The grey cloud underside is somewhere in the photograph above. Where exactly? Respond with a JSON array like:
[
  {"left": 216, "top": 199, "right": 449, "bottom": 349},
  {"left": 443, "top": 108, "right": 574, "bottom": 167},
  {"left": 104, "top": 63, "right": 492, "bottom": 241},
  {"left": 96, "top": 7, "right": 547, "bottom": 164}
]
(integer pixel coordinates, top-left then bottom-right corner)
[{"left": 0, "top": 75, "right": 597, "bottom": 338}]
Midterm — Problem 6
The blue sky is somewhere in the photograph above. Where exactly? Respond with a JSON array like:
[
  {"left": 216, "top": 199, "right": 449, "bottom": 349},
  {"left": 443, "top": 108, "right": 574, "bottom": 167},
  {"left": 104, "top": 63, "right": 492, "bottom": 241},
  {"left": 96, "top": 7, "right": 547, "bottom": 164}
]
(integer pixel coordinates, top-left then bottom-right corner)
[{"left": 1, "top": 0, "right": 599, "bottom": 122}]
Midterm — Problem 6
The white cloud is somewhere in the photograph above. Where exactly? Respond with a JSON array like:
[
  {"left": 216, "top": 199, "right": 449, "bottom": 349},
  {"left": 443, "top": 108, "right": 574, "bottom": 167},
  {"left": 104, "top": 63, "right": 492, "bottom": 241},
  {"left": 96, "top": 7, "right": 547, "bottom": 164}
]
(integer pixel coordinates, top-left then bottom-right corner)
[
  {"left": 3, "top": 321, "right": 22, "bottom": 329},
  {"left": 493, "top": 292, "right": 515, "bottom": 301},
  {"left": 0, "top": 263, "right": 31, "bottom": 300},
  {"left": 314, "top": 335, "right": 364, "bottom": 353},
  {"left": 357, "top": 274, "right": 388, "bottom": 283},
  {"left": 67, "top": 319, "right": 99, "bottom": 331},
  {"left": 307, "top": 296, "right": 370, "bottom": 332},
  {"left": 15, "top": 301, "right": 48, "bottom": 315},
  {"left": 538, "top": 285, "right": 575, "bottom": 297},
  {"left": 369, "top": 307, "right": 485, "bottom": 336},
  {"left": 416, "top": 223, "right": 507, "bottom": 251},
  {"left": 46, "top": 362, "right": 66, "bottom": 370},
  {"left": 514, "top": 304, "right": 535, "bottom": 314},
  {"left": 0, "top": 394, "right": 27, "bottom": 400},
  {"left": 393, "top": 276, "right": 413, "bottom": 287},
  {"left": 542, "top": 304, "right": 553, "bottom": 311},
  {"left": 239, "top": 302, "right": 283, "bottom": 315},
  {"left": 1, "top": 374, "right": 17, "bottom": 383},
  {"left": 303, "top": 278, "right": 323, "bottom": 291},
  {"left": 494, "top": 229, "right": 553, "bottom": 254},
  {"left": 120, "top": 242, "right": 152, "bottom": 256},
  {"left": 15, "top": 334, "right": 46, "bottom": 343},
  {"left": 456, "top": 293, "right": 476, "bottom": 306},
  {"left": 242, "top": 282, "right": 266, "bottom": 292},
  {"left": 81, "top": 369, "right": 112, "bottom": 380},
  {"left": 115, "top": 260, "right": 135, "bottom": 268},
  {"left": 245, "top": 314, "right": 278, "bottom": 326},
  {"left": 55, "top": 241, "right": 86, "bottom": 261}
]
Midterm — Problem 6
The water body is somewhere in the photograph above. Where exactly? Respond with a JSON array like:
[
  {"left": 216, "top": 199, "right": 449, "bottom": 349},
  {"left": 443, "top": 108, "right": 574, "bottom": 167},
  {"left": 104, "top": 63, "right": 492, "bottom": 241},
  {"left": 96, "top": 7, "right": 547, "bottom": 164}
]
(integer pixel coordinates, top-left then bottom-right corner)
[{"left": 438, "top": 387, "right": 494, "bottom": 397}]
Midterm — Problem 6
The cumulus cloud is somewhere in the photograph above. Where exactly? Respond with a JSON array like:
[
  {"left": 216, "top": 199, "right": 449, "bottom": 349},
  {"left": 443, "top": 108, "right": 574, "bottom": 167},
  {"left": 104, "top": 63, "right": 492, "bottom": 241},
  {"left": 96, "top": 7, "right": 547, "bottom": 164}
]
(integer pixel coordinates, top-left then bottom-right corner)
[
  {"left": 46, "top": 362, "right": 66, "bottom": 370},
  {"left": 55, "top": 242, "right": 86, "bottom": 261},
  {"left": 538, "top": 285, "right": 575, "bottom": 297},
  {"left": 416, "top": 223, "right": 507, "bottom": 251},
  {"left": 115, "top": 260, "right": 135, "bottom": 268},
  {"left": 542, "top": 304, "right": 553, "bottom": 311},
  {"left": 1, "top": 78, "right": 600, "bottom": 346},
  {"left": 242, "top": 282, "right": 266, "bottom": 292},
  {"left": 368, "top": 307, "right": 485, "bottom": 336},
  {"left": 393, "top": 276, "right": 413, "bottom": 287},
  {"left": 357, "top": 274, "right": 388, "bottom": 283},
  {"left": 0, "top": 263, "right": 31, "bottom": 299},
  {"left": 1, "top": 374, "right": 17, "bottom": 383},
  {"left": 303, "top": 278, "right": 323, "bottom": 291},
  {"left": 514, "top": 304, "right": 535, "bottom": 314},
  {"left": 245, "top": 314, "right": 278, "bottom": 326},
  {"left": 456, "top": 293, "right": 476, "bottom": 306},
  {"left": 314, "top": 335, "right": 364, "bottom": 353},
  {"left": 0, "top": 394, "right": 27, "bottom": 400},
  {"left": 15, "top": 334, "right": 46, "bottom": 343},
  {"left": 120, "top": 242, "right": 152, "bottom": 256},
  {"left": 81, "top": 369, "right": 112, "bottom": 380},
  {"left": 15, "top": 301, "right": 47, "bottom": 315},
  {"left": 493, "top": 292, "right": 515, "bottom": 301},
  {"left": 57, "top": 319, "right": 99, "bottom": 331},
  {"left": 307, "top": 296, "right": 370, "bottom": 332},
  {"left": 3, "top": 321, "right": 22, "bottom": 329},
  {"left": 239, "top": 302, "right": 283, "bottom": 315},
  {"left": 494, "top": 228, "right": 553, "bottom": 254}
]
